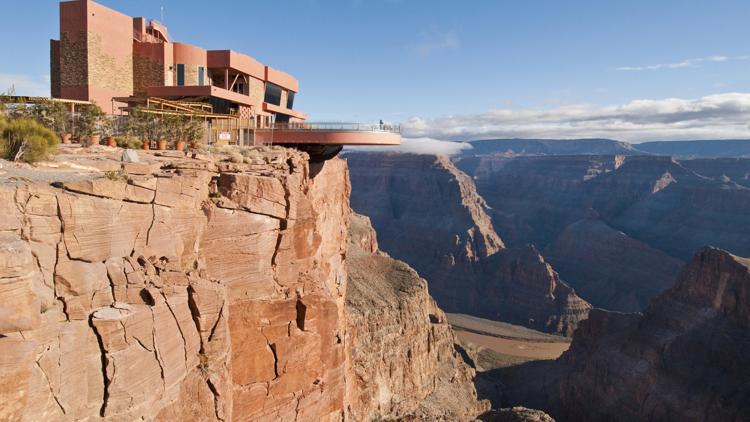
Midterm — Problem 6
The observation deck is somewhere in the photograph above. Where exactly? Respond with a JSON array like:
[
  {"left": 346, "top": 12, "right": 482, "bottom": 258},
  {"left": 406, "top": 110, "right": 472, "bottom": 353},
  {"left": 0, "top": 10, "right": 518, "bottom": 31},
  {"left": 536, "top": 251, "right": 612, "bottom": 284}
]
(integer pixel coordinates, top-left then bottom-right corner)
[{"left": 253, "top": 122, "right": 401, "bottom": 146}]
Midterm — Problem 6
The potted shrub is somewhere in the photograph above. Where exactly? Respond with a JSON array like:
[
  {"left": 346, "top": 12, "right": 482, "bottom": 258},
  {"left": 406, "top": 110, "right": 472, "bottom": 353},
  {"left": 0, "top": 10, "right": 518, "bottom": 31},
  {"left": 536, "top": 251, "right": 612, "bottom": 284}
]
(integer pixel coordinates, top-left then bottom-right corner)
[
  {"left": 77, "top": 104, "right": 106, "bottom": 147},
  {"left": 32, "top": 100, "right": 72, "bottom": 144},
  {"left": 161, "top": 114, "right": 179, "bottom": 150},
  {"left": 126, "top": 107, "right": 154, "bottom": 150},
  {"left": 100, "top": 118, "right": 116, "bottom": 146},
  {"left": 170, "top": 114, "right": 189, "bottom": 151},
  {"left": 185, "top": 118, "right": 205, "bottom": 150},
  {"left": 153, "top": 115, "right": 172, "bottom": 151}
]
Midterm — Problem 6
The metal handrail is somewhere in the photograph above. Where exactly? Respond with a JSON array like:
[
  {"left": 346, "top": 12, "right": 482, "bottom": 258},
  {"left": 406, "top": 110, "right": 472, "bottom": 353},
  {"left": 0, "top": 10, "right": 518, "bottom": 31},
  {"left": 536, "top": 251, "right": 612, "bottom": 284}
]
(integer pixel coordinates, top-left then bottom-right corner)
[{"left": 264, "top": 122, "right": 401, "bottom": 133}]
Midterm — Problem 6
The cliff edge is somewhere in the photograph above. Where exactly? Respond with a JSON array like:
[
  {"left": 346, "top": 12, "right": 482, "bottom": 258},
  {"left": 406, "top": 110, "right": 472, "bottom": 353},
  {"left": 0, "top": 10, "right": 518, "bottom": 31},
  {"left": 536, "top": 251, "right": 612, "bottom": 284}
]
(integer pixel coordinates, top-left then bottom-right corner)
[
  {"left": 345, "top": 213, "right": 490, "bottom": 420},
  {"left": 0, "top": 147, "right": 351, "bottom": 421}
]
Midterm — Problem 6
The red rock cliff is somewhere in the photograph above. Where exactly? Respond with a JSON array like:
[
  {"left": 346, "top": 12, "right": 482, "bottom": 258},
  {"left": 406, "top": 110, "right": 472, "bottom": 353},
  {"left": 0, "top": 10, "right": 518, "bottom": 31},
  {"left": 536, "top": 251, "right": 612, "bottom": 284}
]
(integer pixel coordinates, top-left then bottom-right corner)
[
  {"left": 345, "top": 213, "right": 490, "bottom": 420},
  {"left": 0, "top": 149, "right": 351, "bottom": 421}
]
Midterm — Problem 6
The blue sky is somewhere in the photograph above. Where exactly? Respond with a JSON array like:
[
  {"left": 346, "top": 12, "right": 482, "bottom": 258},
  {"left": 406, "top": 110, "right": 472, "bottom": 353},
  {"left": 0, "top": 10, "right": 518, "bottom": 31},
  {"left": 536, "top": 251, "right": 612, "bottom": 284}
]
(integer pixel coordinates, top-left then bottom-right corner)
[{"left": 2, "top": 0, "right": 750, "bottom": 141}]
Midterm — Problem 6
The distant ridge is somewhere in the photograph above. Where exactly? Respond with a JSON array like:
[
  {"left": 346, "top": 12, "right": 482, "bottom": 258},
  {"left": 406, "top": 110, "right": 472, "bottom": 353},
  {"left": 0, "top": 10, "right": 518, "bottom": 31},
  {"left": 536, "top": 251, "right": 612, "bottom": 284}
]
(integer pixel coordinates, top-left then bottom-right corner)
[
  {"left": 462, "top": 138, "right": 750, "bottom": 158},
  {"left": 635, "top": 139, "right": 750, "bottom": 157},
  {"left": 464, "top": 138, "right": 644, "bottom": 156}
]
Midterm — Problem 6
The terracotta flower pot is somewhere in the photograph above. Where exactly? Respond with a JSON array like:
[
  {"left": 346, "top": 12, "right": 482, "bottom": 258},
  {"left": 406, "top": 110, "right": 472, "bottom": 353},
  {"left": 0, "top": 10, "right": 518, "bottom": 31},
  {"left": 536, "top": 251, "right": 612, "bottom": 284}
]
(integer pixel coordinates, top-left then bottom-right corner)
[
  {"left": 106, "top": 136, "right": 117, "bottom": 147},
  {"left": 142, "top": 140, "right": 150, "bottom": 150},
  {"left": 90, "top": 134, "right": 101, "bottom": 145},
  {"left": 61, "top": 133, "right": 72, "bottom": 144},
  {"left": 175, "top": 140, "right": 186, "bottom": 151},
  {"left": 157, "top": 139, "right": 168, "bottom": 150}
]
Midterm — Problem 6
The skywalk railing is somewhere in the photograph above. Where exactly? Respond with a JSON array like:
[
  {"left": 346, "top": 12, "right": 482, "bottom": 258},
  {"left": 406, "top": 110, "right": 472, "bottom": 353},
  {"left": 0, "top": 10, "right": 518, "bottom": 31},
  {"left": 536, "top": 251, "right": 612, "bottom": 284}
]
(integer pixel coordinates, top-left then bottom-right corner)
[{"left": 265, "top": 122, "right": 401, "bottom": 133}]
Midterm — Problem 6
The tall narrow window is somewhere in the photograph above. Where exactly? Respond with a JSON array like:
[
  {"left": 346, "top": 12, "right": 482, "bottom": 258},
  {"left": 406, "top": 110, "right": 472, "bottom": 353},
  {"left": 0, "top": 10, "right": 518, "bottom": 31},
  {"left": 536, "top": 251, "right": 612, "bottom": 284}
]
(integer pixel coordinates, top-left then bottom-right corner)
[
  {"left": 264, "top": 83, "right": 282, "bottom": 106},
  {"left": 176, "top": 64, "right": 185, "bottom": 86},
  {"left": 286, "top": 92, "right": 295, "bottom": 109},
  {"left": 198, "top": 66, "right": 205, "bottom": 86}
]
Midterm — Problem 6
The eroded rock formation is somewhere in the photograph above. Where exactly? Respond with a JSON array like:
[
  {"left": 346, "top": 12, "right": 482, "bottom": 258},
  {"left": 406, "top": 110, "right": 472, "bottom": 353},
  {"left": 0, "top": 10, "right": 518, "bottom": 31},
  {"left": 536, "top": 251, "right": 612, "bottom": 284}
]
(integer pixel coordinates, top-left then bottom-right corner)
[
  {"left": 345, "top": 213, "right": 489, "bottom": 420},
  {"left": 495, "top": 247, "right": 750, "bottom": 421},
  {"left": 0, "top": 149, "right": 351, "bottom": 421},
  {"left": 456, "top": 153, "right": 750, "bottom": 311},
  {"left": 347, "top": 152, "right": 590, "bottom": 335}
]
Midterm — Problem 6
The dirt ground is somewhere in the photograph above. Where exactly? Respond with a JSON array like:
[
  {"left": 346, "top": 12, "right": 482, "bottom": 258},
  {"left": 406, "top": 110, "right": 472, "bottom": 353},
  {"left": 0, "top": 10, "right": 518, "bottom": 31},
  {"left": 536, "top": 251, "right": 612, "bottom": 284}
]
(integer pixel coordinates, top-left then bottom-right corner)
[{"left": 448, "top": 313, "right": 571, "bottom": 371}]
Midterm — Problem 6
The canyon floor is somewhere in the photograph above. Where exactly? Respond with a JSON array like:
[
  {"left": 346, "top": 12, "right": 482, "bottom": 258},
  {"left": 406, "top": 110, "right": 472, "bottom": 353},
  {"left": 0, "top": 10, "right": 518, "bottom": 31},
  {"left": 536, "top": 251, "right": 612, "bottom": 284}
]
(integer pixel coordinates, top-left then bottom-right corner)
[{"left": 449, "top": 313, "right": 570, "bottom": 369}]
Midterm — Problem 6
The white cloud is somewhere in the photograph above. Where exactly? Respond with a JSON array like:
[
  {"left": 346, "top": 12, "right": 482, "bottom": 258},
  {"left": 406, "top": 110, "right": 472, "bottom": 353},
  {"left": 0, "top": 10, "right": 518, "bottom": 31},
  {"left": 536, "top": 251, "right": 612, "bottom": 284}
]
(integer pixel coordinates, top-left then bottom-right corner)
[
  {"left": 413, "top": 31, "right": 459, "bottom": 58},
  {"left": 345, "top": 137, "right": 472, "bottom": 155},
  {"left": 401, "top": 92, "right": 750, "bottom": 142},
  {"left": 617, "top": 55, "right": 748, "bottom": 71},
  {"left": 0, "top": 73, "right": 50, "bottom": 96}
]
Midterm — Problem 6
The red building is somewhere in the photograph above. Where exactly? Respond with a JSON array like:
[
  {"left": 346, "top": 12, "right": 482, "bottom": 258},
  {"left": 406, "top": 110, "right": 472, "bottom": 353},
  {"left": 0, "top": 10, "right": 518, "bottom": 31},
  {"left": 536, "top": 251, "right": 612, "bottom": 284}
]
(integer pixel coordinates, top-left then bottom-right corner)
[
  {"left": 51, "top": 0, "right": 302, "bottom": 125},
  {"left": 50, "top": 0, "right": 399, "bottom": 149}
]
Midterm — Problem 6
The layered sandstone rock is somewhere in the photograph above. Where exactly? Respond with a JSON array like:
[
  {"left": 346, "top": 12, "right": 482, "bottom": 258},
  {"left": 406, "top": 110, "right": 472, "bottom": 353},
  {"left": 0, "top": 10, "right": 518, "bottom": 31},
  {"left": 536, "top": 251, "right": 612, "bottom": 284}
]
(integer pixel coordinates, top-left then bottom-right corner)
[
  {"left": 496, "top": 247, "right": 750, "bottom": 421},
  {"left": 345, "top": 213, "right": 489, "bottom": 421},
  {"left": 347, "top": 152, "right": 590, "bottom": 335},
  {"left": 0, "top": 148, "right": 351, "bottom": 421}
]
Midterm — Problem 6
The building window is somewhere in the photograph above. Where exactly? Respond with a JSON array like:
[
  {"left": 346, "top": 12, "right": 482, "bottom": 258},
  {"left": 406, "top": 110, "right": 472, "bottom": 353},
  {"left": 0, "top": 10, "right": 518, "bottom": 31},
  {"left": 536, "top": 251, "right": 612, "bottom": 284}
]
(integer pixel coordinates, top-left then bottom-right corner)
[
  {"left": 286, "top": 92, "right": 295, "bottom": 109},
  {"left": 264, "top": 83, "right": 282, "bottom": 106},
  {"left": 198, "top": 66, "right": 205, "bottom": 86},
  {"left": 275, "top": 114, "right": 290, "bottom": 124},
  {"left": 176, "top": 64, "right": 185, "bottom": 86}
]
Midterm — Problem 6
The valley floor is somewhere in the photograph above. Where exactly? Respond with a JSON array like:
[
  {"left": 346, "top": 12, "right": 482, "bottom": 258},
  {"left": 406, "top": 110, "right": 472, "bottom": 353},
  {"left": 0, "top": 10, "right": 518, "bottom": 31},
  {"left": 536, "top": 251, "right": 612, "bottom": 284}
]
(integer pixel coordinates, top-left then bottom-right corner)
[{"left": 448, "top": 313, "right": 570, "bottom": 370}]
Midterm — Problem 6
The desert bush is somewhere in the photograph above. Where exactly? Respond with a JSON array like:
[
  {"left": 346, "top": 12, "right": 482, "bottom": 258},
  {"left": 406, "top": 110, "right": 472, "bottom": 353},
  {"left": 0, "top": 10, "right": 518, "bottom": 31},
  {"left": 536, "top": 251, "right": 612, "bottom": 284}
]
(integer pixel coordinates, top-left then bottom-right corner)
[
  {"left": 191, "top": 142, "right": 208, "bottom": 154},
  {"left": 104, "top": 169, "right": 129, "bottom": 182},
  {"left": 229, "top": 152, "right": 244, "bottom": 163},
  {"left": 116, "top": 135, "right": 143, "bottom": 150},
  {"left": 212, "top": 145, "right": 235, "bottom": 155},
  {"left": 239, "top": 147, "right": 260, "bottom": 158},
  {"left": 1, "top": 118, "right": 59, "bottom": 163}
]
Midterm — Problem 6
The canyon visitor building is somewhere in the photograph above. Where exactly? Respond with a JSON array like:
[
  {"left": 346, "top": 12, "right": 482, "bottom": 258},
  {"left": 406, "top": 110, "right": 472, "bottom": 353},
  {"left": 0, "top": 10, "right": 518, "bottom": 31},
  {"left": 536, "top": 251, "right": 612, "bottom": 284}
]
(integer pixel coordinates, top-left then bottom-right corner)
[{"left": 47, "top": 0, "right": 399, "bottom": 154}]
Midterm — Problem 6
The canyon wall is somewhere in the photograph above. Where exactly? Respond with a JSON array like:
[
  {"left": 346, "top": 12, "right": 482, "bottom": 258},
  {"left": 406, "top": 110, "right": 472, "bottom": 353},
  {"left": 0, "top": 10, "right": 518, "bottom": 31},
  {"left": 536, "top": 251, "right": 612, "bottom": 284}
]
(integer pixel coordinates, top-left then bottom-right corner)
[
  {"left": 456, "top": 153, "right": 750, "bottom": 312},
  {"left": 543, "top": 218, "right": 684, "bottom": 312},
  {"left": 0, "top": 149, "right": 351, "bottom": 421},
  {"left": 345, "top": 213, "right": 489, "bottom": 421},
  {"left": 494, "top": 247, "right": 750, "bottom": 421},
  {"left": 347, "top": 152, "right": 590, "bottom": 335}
]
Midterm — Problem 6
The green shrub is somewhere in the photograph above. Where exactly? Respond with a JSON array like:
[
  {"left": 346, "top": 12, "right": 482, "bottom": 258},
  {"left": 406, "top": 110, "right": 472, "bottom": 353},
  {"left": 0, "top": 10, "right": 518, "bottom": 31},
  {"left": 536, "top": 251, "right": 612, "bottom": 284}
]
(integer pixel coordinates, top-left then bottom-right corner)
[
  {"left": 191, "top": 142, "right": 208, "bottom": 154},
  {"left": 1, "top": 118, "right": 59, "bottom": 163},
  {"left": 116, "top": 135, "right": 142, "bottom": 150},
  {"left": 77, "top": 104, "right": 106, "bottom": 139},
  {"left": 31, "top": 100, "right": 71, "bottom": 136}
]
